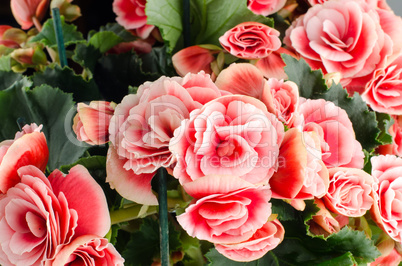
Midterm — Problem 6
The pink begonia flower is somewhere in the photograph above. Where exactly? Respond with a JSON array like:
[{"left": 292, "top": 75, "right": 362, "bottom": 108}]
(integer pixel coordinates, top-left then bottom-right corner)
[
  {"left": 247, "top": 0, "right": 287, "bottom": 16},
  {"left": 172, "top": 45, "right": 217, "bottom": 77},
  {"left": 112, "top": 0, "right": 155, "bottom": 39},
  {"left": 0, "top": 123, "right": 48, "bottom": 193},
  {"left": 308, "top": 0, "right": 390, "bottom": 10},
  {"left": 370, "top": 155, "right": 402, "bottom": 243},
  {"left": 255, "top": 47, "right": 298, "bottom": 80},
  {"left": 176, "top": 175, "right": 272, "bottom": 244},
  {"left": 72, "top": 101, "right": 116, "bottom": 145},
  {"left": 270, "top": 128, "right": 329, "bottom": 199},
  {"left": 0, "top": 165, "right": 110, "bottom": 265},
  {"left": 108, "top": 72, "right": 225, "bottom": 204},
  {"left": 215, "top": 63, "right": 299, "bottom": 125},
  {"left": 170, "top": 94, "right": 284, "bottom": 186},
  {"left": 219, "top": 22, "right": 281, "bottom": 60},
  {"left": 323, "top": 167, "right": 375, "bottom": 217},
  {"left": 265, "top": 78, "right": 299, "bottom": 125},
  {"left": 215, "top": 219, "right": 284, "bottom": 262},
  {"left": 284, "top": 0, "right": 402, "bottom": 94},
  {"left": 10, "top": 0, "right": 49, "bottom": 29},
  {"left": 309, "top": 198, "right": 345, "bottom": 237},
  {"left": 46, "top": 235, "right": 124, "bottom": 266},
  {"left": 370, "top": 248, "right": 402, "bottom": 266},
  {"left": 297, "top": 98, "right": 365, "bottom": 168},
  {"left": 362, "top": 56, "right": 402, "bottom": 115}
]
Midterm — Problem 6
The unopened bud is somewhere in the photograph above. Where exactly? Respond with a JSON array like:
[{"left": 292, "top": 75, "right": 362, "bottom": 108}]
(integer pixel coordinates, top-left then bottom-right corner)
[
  {"left": 324, "top": 72, "right": 342, "bottom": 88},
  {"left": 2, "top": 28, "right": 27, "bottom": 45},
  {"left": 51, "top": 0, "right": 81, "bottom": 22}
]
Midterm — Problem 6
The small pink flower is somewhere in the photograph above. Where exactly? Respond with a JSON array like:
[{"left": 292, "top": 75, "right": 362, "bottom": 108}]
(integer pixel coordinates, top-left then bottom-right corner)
[
  {"left": 247, "top": 0, "right": 287, "bottom": 16},
  {"left": 108, "top": 72, "right": 225, "bottom": 204},
  {"left": 265, "top": 78, "right": 299, "bottom": 125},
  {"left": 0, "top": 123, "right": 48, "bottom": 193},
  {"left": 219, "top": 22, "right": 281, "bottom": 60},
  {"left": 370, "top": 155, "right": 402, "bottom": 243},
  {"left": 0, "top": 165, "right": 110, "bottom": 265},
  {"left": 11, "top": 0, "right": 49, "bottom": 29},
  {"left": 112, "top": 0, "right": 155, "bottom": 39},
  {"left": 47, "top": 235, "right": 124, "bottom": 266},
  {"left": 170, "top": 94, "right": 284, "bottom": 186},
  {"left": 323, "top": 167, "right": 375, "bottom": 217},
  {"left": 72, "top": 101, "right": 116, "bottom": 145},
  {"left": 215, "top": 219, "right": 284, "bottom": 262},
  {"left": 362, "top": 56, "right": 402, "bottom": 115},
  {"left": 270, "top": 128, "right": 329, "bottom": 199},
  {"left": 176, "top": 175, "right": 272, "bottom": 244},
  {"left": 297, "top": 98, "right": 365, "bottom": 168},
  {"left": 172, "top": 45, "right": 217, "bottom": 77}
]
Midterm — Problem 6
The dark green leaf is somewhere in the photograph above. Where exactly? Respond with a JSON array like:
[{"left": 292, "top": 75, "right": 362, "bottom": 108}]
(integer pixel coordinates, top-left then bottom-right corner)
[
  {"left": 140, "top": 46, "right": 176, "bottom": 77},
  {"left": 283, "top": 54, "right": 381, "bottom": 152},
  {"left": 32, "top": 65, "right": 101, "bottom": 101},
  {"left": 96, "top": 23, "right": 136, "bottom": 42},
  {"left": 206, "top": 248, "right": 280, "bottom": 266},
  {"left": 94, "top": 52, "right": 158, "bottom": 102},
  {"left": 88, "top": 31, "right": 124, "bottom": 54},
  {"left": 271, "top": 199, "right": 299, "bottom": 222},
  {"left": 122, "top": 218, "right": 182, "bottom": 266},
  {"left": 376, "top": 112, "right": 393, "bottom": 145},
  {"left": 29, "top": 17, "right": 84, "bottom": 48},
  {"left": 59, "top": 155, "right": 106, "bottom": 173},
  {"left": 0, "top": 71, "right": 22, "bottom": 91},
  {"left": 72, "top": 43, "right": 102, "bottom": 73}
]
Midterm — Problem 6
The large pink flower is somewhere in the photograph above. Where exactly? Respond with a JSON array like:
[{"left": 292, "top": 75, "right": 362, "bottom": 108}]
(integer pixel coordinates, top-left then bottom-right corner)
[
  {"left": 219, "top": 22, "right": 281, "bottom": 60},
  {"left": 370, "top": 155, "right": 402, "bottom": 243},
  {"left": 323, "top": 167, "right": 375, "bottom": 217},
  {"left": 176, "top": 175, "right": 272, "bottom": 244},
  {"left": 297, "top": 98, "right": 364, "bottom": 168},
  {"left": 0, "top": 165, "right": 110, "bottom": 265},
  {"left": 73, "top": 101, "right": 116, "bottom": 145},
  {"left": 270, "top": 128, "right": 329, "bottom": 199},
  {"left": 47, "top": 235, "right": 124, "bottom": 266},
  {"left": 284, "top": 0, "right": 402, "bottom": 94},
  {"left": 170, "top": 94, "right": 284, "bottom": 185},
  {"left": 112, "top": 0, "right": 155, "bottom": 38},
  {"left": 215, "top": 219, "right": 284, "bottom": 262},
  {"left": 108, "top": 72, "right": 225, "bottom": 204},
  {"left": 0, "top": 124, "right": 49, "bottom": 193},
  {"left": 362, "top": 56, "right": 402, "bottom": 115},
  {"left": 11, "top": 0, "right": 49, "bottom": 29},
  {"left": 247, "top": 0, "right": 287, "bottom": 16}
]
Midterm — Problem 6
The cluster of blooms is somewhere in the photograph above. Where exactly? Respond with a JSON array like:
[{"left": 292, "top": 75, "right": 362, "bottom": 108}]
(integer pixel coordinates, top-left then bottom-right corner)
[
  {"left": 0, "top": 124, "right": 124, "bottom": 265},
  {"left": 5, "top": 0, "right": 402, "bottom": 264}
]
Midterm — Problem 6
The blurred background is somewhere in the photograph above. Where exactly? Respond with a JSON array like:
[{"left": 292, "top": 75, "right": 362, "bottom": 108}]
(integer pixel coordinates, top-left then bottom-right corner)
[{"left": 389, "top": 0, "right": 402, "bottom": 15}]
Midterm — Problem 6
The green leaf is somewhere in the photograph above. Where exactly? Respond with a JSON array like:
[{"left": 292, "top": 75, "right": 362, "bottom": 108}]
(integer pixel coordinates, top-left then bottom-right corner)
[
  {"left": 0, "top": 71, "right": 22, "bottom": 91},
  {"left": 145, "top": 0, "right": 183, "bottom": 52},
  {"left": 32, "top": 65, "right": 101, "bottom": 101},
  {"left": 0, "top": 55, "right": 12, "bottom": 71},
  {"left": 88, "top": 31, "right": 124, "bottom": 54},
  {"left": 0, "top": 81, "right": 87, "bottom": 170},
  {"left": 59, "top": 155, "right": 106, "bottom": 173},
  {"left": 283, "top": 54, "right": 381, "bottom": 152},
  {"left": 191, "top": 0, "right": 273, "bottom": 46},
  {"left": 271, "top": 199, "right": 299, "bottom": 222},
  {"left": 326, "top": 227, "right": 380, "bottom": 264},
  {"left": 316, "top": 252, "right": 355, "bottom": 266},
  {"left": 72, "top": 43, "right": 102, "bottom": 73},
  {"left": 96, "top": 23, "right": 136, "bottom": 42},
  {"left": 122, "top": 218, "right": 182, "bottom": 266},
  {"left": 376, "top": 112, "right": 393, "bottom": 145},
  {"left": 140, "top": 46, "right": 176, "bottom": 77},
  {"left": 29, "top": 17, "right": 84, "bottom": 48}
]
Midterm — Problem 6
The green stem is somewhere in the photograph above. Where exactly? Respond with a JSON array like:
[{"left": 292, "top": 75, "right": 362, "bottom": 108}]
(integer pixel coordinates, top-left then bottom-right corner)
[
  {"left": 158, "top": 167, "right": 169, "bottom": 266},
  {"left": 110, "top": 205, "right": 158, "bottom": 225},
  {"left": 51, "top": 8, "right": 68, "bottom": 67}
]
